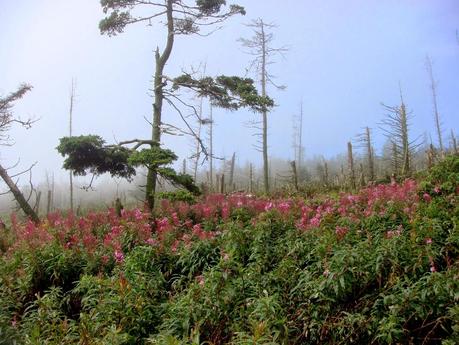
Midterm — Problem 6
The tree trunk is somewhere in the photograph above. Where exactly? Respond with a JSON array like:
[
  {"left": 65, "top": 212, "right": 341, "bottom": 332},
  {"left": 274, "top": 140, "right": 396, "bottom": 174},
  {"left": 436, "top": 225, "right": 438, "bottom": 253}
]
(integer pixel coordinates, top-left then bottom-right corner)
[
  {"left": 249, "top": 163, "right": 253, "bottom": 193},
  {"left": 365, "top": 127, "right": 375, "bottom": 181},
  {"left": 229, "top": 152, "right": 235, "bottom": 192},
  {"left": 146, "top": 0, "right": 175, "bottom": 211},
  {"left": 0, "top": 163, "right": 39, "bottom": 223},
  {"left": 193, "top": 95, "right": 204, "bottom": 181},
  {"left": 209, "top": 105, "right": 214, "bottom": 192},
  {"left": 291, "top": 160, "right": 299, "bottom": 191},
  {"left": 260, "top": 20, "right": 269, "bottom": 194},
  {"left": 347, "top": 142, "right": 356, "bottom": 189},
  {"left": 298, "top": 101, "right": 304, "bottom": 181},
  {"left": 426, "top": 56, "right": 444, "bottom": 156},
  {"left": 69, "top": 79, "right": 75, "bottom": 211},
  {"left": 400, "top": 103, "right": 410, "bottom": 175},
  {"left": 451, "top": 130, "right": 458, "bottom": 154},
  {"left": 46, "top": 190, "right": 52, "bottom": 215}
]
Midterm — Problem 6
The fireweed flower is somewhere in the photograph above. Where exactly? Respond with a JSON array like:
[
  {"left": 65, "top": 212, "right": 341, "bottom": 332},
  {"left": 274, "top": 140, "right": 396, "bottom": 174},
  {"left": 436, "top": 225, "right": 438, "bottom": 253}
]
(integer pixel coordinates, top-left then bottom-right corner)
[
  {"left": 264, "top": 202, "right": 274, "bottom": 211},
  {"left": 423, "top": 193, "right": 432, "bottom": 202},
  {"left": 114, "top": 250, "right": 124, "bottom": 263},
  {"left": 335, "top": 226, "right": 349, "bottom": 239}
]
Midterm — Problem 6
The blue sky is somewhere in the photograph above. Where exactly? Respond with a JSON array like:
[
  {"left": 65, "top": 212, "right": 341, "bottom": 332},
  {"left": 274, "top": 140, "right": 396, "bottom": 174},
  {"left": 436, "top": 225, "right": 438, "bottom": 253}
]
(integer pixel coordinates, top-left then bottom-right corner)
[{"left": 0, "top": 0, "right": 458, "bottom": 183}]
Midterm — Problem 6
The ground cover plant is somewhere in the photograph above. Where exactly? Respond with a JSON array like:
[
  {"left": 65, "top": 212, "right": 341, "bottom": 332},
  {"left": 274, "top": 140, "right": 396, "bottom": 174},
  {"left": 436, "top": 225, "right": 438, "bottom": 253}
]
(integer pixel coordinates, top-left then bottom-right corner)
[{"left": 0, "top": 156, "right": 458, "bottom": 344}]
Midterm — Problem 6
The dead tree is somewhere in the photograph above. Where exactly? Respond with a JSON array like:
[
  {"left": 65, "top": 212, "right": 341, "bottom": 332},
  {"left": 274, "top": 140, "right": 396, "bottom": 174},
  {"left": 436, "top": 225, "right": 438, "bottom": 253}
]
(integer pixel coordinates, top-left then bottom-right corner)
[
  {"left": 68, "top": 79, "right": 76, "bottom": 211},
  {"left": 209, "top": 104, "right": 214, "bottom": 192},
  {"left": 380, "top": 89, "right": 420, "bottom": 177},
  {"left": 249, "top": 163, "right": 254, "bottom": 193},
  {"left": 290, "top": 160, "right": 299, "bottom": 191},
  {"left": 356, "top": 127, "right": 375, "bottom": 182},
  {"left": 292, "top": 101, "right": 305, "bottom": 182},
  {"left": 425, "top": 55, "right": 444, "bottom": 156},
  {"left": 0, "top": 84, "right": 39, "bottom": 223},
  {"left": 239, "top": 18, "right": 287, "bottom": 194},
  {"left": 347, "top": 142, "right": 356, "bottom": 189},
  {"left": 228, "top": 152, "right": 236, "bottom": 192},
  {"left": 450, "top": 130, "right": 458, "bottom": 154}
]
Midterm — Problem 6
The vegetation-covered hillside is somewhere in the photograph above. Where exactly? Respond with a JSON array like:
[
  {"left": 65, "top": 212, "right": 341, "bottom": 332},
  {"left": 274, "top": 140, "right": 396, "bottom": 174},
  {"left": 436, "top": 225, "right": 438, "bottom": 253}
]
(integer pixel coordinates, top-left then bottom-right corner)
[{"left": 0, "top": 156, "right": 458, "bottom": 344}]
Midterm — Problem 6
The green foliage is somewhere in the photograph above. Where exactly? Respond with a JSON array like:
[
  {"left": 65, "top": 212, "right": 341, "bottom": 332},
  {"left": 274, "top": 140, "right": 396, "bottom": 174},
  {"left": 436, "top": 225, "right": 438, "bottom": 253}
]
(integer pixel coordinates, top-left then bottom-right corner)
[
  {"left": 57, "top": 135, "right": 135, "bottom": 179},
  {"left": 420, "top": 155, "right": 459, "bottom": 195},
  {"left": 173, "top": 74, "right": 274, "bottom": 113},
  {"left": 128, "top": 147, "right": 177, "bottom": 169},
  {"left": 2, "top": 160, "right": 459, "bottom": 344},
  {"left": 57, "top": 137, "right": 200, "bottom": 194},
  {"left": 157, "top": 190, "right": 196, "bottom": 204},
  {"left": 158, "top": 168, "right": 201, "bottom": 195}
]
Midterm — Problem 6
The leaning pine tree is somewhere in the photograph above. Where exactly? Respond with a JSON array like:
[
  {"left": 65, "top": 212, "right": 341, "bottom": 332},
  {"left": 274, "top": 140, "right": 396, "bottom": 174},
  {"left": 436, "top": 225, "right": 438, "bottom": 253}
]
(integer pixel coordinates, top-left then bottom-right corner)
[{"left": 57, "top": 0, "right": 273, "bottom": 211}]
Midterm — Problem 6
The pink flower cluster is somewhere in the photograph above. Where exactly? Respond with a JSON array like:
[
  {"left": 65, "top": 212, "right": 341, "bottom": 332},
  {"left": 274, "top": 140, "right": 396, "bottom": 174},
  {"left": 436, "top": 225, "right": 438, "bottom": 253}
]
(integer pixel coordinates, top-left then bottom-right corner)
[{"left": 4, "top": 179, "right": 422, "bottom": 259}]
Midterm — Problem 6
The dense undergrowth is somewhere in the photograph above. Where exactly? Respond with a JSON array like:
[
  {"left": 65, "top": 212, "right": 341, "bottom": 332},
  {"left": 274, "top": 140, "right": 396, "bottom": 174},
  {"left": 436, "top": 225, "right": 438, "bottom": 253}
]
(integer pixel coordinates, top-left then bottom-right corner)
[{"left": 0, "top": 156, "right": 458, "bottom": 344}]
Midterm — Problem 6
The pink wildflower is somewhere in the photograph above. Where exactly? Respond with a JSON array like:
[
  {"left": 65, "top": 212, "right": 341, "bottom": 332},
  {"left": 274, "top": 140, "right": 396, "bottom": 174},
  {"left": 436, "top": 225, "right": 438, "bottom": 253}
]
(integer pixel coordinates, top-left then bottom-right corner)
[
  {"left": 114, "top": 250, "right": 124, "bottom": 263},
  {"left": 264, "top": 202, "right": 274, "bottom": 211},
  {"left": 310, "top": 216, "right": 321, "bottom": 228},
  {"left": 335, "top": 226, "right": 349, "bottom": 239},
  {"left": 425, "top": 238, "right": 433, "bottom": 245},
  {"left": 146, "top": 238, "right": 158, "bottom": 246},
  {"left": 422, "top": 193, "right": 432, "bottom": 202},
  {"left": 277, "top": 202, "right": 291, "bottom": 214}
]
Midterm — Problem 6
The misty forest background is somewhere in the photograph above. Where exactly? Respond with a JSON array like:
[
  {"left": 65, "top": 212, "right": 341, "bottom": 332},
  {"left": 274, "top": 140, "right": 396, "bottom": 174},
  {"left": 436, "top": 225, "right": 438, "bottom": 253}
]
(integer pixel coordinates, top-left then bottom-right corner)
[{"left": 0, "top": 1, "right": 458, "bottom": 217}]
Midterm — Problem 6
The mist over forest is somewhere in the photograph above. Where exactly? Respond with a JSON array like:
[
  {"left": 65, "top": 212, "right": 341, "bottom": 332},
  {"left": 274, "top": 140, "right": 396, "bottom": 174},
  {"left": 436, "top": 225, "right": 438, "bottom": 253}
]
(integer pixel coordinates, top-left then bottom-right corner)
[{"left": 1, "top": 1, "right": 459, "bottom": 344}]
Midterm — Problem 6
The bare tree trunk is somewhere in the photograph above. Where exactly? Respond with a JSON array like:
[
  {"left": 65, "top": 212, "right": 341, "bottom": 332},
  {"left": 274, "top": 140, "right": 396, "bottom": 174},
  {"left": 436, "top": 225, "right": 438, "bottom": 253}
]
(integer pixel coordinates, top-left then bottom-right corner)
[
  {"left": 34, "top": 191, "right": 42, "bottom": 214},
  {"left": 426, "top": 55, "right": 444, "bottom": 156},
  {"left": 146, "top": 0, "right": 174, "bottom": 211},
  {"left": 347, "top": 142, "right": 356, "bottom": 189},
  {"left": 193, "top": 95, "right": 204, "bottom": 181},
  {"left": 69, "top": 79, "right": 75, "bottom": 211},
  {"left": 182, "top": 158, "right": 186, "bottom": 175},
  {"left": 298, "top": 101, "right": 304, "bottom": 180},
  {"left": 249, "top": 163, "right": 253, "bottom": 193},
  {"left": 359, "top": 163, "right": 365, "bottom": 187},
  {"left": 220, "top": 174, "right": 225, "bottom": 194},
  {"left": 291, "top": 160, "right": 299, "bottom": 191},
  {"left": 451, "top": 130, "right": 458, "bottom": 155},
  {"left": 323, "top": 159, "right": 329, "bottom": 186},
  {"left": 46, "top": 190, "right": 52, "bottom": 215},
  {"left": 392, "top": 141, "right": 400, "bottom": 176},
  {"left": 209, "top": 104, "right": 214, "bottom": 192},
  {"left": 365, "top": 127, "right": 375, "bottom": 181},
  {"left": 229, "top": 152, "right": 235, "bottom": 192},
  {"left": 260, "top": 20, "right": 269, "bottom": 194},
  {"left": 0, "top": 163, "right": 39, "bottom": 223},
  {"left": 400, "top": 103, "right": 410, "bottom": 175},
  {"left": 427, "top": 144, "right": 435, "bottom": 169}
]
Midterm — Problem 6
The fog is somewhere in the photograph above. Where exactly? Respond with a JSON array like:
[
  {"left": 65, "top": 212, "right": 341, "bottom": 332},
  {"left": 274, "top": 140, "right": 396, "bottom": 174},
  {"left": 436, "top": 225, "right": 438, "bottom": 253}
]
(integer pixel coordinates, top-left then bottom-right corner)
[{"left": 1, "top": 0, "right": 458, "bottom": 215}]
